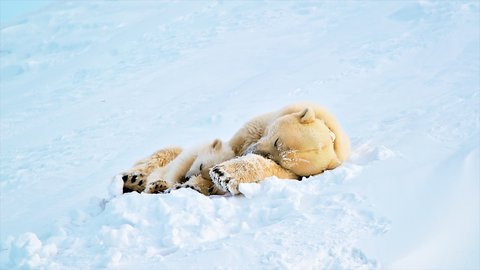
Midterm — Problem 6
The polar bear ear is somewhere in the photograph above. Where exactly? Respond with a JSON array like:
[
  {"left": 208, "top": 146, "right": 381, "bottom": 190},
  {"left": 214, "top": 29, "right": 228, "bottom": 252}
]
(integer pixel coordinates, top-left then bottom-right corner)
[
  {"left": 298, "top": 107, "right": 315, "bottom": 124},
  {"left": 211, "top": 139, "right": 222, "bottom": 151}
]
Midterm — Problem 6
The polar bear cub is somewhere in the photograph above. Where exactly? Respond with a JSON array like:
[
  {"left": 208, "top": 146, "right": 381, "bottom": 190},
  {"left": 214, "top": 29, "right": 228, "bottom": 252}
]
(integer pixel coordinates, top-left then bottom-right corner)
[{"left": 144, "top": 139, "right": 234, "bottom": 194}]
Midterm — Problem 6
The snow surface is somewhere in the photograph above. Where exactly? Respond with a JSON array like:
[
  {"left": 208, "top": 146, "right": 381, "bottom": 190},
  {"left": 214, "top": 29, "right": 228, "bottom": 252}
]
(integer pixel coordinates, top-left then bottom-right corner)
[{"left": 1, "top": 1, "right": 479, "bottom": 269}]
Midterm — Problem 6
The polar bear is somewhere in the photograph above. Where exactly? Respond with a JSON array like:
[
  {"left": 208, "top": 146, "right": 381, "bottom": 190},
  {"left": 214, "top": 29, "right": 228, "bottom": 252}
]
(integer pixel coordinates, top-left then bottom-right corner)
[
  {"left": 120, "top": 102, "right": 349, "bottom": 196},
  {"left": 151, "top": 139, "right": 234, "bottom": 195},
  {"left": 174, "top": 139, "right": 234, "bottom": 195},
  {"left": 209, "top": 102, "right": 350, "bottom": 195},
  {"left": 121, "top": 139, "right": 234, "bottom": 194}
]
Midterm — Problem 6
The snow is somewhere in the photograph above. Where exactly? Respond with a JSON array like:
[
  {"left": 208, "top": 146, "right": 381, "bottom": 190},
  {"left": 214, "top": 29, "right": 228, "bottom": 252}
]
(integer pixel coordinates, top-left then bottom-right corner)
[{"left": 1, "top": 1, "right": 479, "bottom": 269}]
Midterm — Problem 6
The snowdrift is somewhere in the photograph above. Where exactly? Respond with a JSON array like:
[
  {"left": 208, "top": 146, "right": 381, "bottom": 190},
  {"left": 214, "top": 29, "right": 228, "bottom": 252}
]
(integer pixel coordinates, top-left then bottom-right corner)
[{"left": 1, "top": 1, "right": 478, "bottom": 269}]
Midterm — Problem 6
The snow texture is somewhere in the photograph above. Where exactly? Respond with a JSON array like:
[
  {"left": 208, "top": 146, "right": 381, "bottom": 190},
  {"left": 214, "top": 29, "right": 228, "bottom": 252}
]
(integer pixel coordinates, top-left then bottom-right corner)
[{"left": 1, "top": 1, "right": 479, "bottom": 269}]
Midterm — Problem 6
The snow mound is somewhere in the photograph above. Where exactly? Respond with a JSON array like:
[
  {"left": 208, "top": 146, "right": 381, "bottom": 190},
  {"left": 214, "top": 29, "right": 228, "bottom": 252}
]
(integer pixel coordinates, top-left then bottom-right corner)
[
  {"left": 4, "top": 144, "right": 390, "bottom": 269},
  {"left": 1, "top": 0, "right": 478, "bottom": 269}
]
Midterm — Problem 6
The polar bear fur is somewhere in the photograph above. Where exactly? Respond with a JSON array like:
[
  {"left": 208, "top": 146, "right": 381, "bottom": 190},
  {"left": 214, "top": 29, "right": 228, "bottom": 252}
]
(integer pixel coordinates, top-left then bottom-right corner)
[
  {"left": 158, "top": 139, "right": 234, "bottom": 195},
  {"left": 121, "top": 139, "right": 234, "bottom": 195},
  {"left": 121, "top": 147, "right": 182, "bottom": 193},
  {"left": 210, "top": 102, "right": 350, "bottom": 194},
  {"left": 120, "top": 102, "right": 349, "bottom": 196}
]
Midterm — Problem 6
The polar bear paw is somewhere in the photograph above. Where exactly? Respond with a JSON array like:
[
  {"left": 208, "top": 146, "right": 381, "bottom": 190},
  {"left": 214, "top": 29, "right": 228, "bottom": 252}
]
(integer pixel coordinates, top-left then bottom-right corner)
[
  {"left": 121, "top": 172, "right": 147, "bottom": 193},
  {"left": 210, "top": 165, "right": 239, "bottom": 195},
  {"left": 145, "top": 180, "right": 169, "bottom": 194},
  {"left": 166, "top": 183, "right": 202, "bottom": 194}
]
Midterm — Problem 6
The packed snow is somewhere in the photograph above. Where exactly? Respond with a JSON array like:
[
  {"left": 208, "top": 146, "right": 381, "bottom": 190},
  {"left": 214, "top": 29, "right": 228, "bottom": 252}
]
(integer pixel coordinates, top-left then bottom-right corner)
[{"left": 1, "top": 1, "right": 479, "bottom": 269}]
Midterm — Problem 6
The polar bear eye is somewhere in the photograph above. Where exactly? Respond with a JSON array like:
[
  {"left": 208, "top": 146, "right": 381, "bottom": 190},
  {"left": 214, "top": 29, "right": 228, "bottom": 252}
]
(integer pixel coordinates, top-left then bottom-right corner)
[
  {"left": 199, "top": 163, "right": 203, "bottom": 170},
  {"left": 274, "top": 138, "right": 279, "bottom": 148}
]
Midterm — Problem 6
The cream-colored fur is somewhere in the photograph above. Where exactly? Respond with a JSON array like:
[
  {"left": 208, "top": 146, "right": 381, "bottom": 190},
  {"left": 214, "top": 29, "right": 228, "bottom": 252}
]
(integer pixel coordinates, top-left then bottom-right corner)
[
  {"left": 185, "top": 139, "right": 235, "bottom": 180},
  {"left": 211, "top": 102, "right": 350, "bottom": 194},
  {"left": 145, "top": 139, "right": 234, "bottom": 194},
  {"left": 121, "top": 147, "right": 182, "bottom": 193},
  {"left": 211, "top": 154, "right": 298, "bottom": 195},
  {"left": 168, "top": 175, "right": 226, "bottom": 196},
  {"left": 121, "top": 139, "right": 234, "bottom": 194},
  {"left": 120, "top": 103, "right": 349, "bottom": 196},
  {"left": 143, "top": 148, "right": 198, "bottom": 192}
]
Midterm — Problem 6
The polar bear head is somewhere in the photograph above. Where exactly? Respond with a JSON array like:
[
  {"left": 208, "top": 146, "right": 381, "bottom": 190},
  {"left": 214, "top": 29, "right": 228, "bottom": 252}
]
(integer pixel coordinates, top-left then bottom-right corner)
[
  {"left": 186, "top": 139, "right": 235, "bottom": 180},
  {"left": 247, "top": 107, "right": 340, "bottom": 176}
]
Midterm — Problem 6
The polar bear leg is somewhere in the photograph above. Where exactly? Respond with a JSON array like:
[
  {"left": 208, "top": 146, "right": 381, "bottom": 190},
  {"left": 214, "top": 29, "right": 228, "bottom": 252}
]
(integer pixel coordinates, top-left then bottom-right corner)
[
  {"left": 120, "top": 147, "right": 182, "bottom": 193},
  {"left": 210, "top": 154, "right": 298, "bottom": 195}
]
